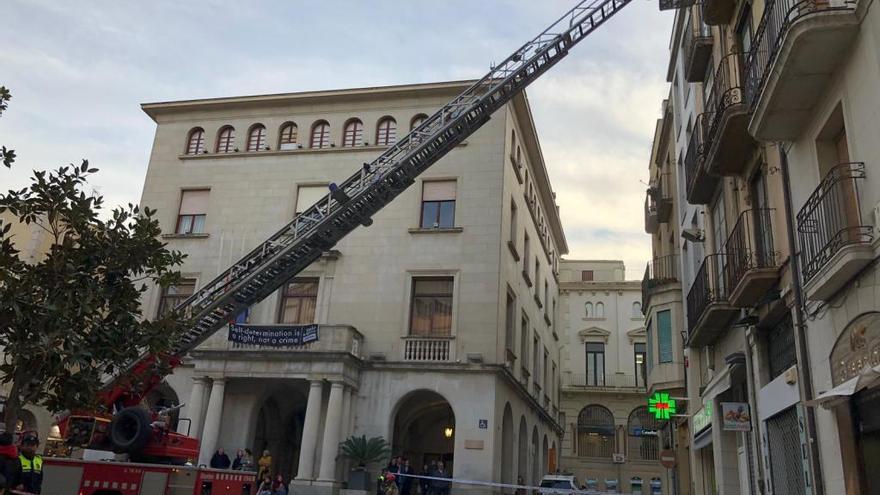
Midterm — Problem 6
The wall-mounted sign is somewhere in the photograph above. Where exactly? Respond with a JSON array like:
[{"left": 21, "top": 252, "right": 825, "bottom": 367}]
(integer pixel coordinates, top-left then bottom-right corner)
[
  {"left": 478, "top": 419, "right": 488, "bottom": 429},
  {"left": 721, "top": 402, "right": 751, "bottom": 431},
  {"left": 692, "top": 403, "right": 712, "bottom": 434},
  {"left": 648, "top": 392, "right": 677, "bottom": 420},
  {"left": 829, "top": 312, "right": 880, "bottom": 387},
  {"left": 228, "top": 324, "right": 319, "bottom": 347}
]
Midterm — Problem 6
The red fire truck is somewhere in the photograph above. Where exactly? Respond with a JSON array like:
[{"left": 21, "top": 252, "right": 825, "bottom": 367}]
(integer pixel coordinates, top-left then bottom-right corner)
[
  {"left": 42, "top": 0, "right": 635, "bottom": 491},
  {"left": 42, "top": 458, "right": 254, "bottom": 495}
]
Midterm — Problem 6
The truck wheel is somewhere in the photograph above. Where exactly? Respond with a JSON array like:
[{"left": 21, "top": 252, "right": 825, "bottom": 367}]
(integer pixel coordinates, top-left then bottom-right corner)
[{"left": 110, "top": 407, "right": 152, "bottom": 453}]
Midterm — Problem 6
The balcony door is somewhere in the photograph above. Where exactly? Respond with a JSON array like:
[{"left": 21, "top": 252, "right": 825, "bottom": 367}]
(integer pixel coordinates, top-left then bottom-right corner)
[
  {"left": 815, "top": 106, "right": 862, "bottom": 246},
  {"left": 750, "top": 172, "right": 774, "bottom": 267}
]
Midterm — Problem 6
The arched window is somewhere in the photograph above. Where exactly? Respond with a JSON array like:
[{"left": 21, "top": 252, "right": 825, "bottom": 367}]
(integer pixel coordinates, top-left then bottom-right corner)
[
  {"left": 411, "top": 113, "right": 428, "bottom": 130},
  {"left": 577, "top": 405, "right": 615, "bottom": 458},
  {"left": 585, "top": 302, "right": 594, "bottom": 318},
  {"left": 633, "top": 302, "right": 642, "bottom": 316},
  {"left": 246, "top": 124, "right": 266, "bottom": 152},
  {"left": 342, "top": 119, "right": 363, "bottom": 147},
  {"left": 279, "top": 122, "right": 299, "bottom": 150},
  {"left": 310, "top": 120, "right": 331, "bottom": 149},
  {"left": 185, "top": 127, "right": 205, "bottom": 155},
  {"left": 627, "top": 406, "right": 660, "bottom": 461},
  {"left": 596, "top": 302, "right": 605, "bottom": 318},
  {"left": 216, "top": 126, "right": 235, "bottom": 153},
  {"left": 376, "top": 117, "right": 397, "bottom": 146}
]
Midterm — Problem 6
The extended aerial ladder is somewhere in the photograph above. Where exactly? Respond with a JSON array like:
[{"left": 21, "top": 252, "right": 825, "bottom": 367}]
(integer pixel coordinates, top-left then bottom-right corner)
[{"left": 60, "top": 0, "right": 635, "bottom": 462}]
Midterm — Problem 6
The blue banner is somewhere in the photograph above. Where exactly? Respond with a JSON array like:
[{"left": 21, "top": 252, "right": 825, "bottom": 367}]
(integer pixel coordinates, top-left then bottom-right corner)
[{"left": 228, "top": 324, "right": 319, "bottom": 347}]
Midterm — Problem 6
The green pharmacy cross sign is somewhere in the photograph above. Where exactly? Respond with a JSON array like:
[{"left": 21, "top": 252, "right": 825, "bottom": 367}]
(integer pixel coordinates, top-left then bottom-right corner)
[{"left": 648, "top": 392, "right": 677, "bottom": 420}]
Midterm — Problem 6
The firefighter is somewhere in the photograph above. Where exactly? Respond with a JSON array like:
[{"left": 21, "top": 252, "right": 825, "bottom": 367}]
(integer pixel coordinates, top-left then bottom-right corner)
[{"left": 17, "top": 433, "right": 41, "bottom": 494}]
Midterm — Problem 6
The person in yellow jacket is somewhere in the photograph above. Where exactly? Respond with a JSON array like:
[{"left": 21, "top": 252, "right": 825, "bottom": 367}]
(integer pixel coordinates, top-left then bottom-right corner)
[
  {"left": 257, "top": 449, "right": 272, "bottom": 481},
  {"left": 17, "top": 433, "right": 42, "bottom": 494}
]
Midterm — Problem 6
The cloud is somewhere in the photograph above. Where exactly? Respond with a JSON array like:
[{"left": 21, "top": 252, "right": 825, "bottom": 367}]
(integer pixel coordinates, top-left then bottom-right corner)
[{"left": 1, "top": 0, "right": 671, "bottom": 279}]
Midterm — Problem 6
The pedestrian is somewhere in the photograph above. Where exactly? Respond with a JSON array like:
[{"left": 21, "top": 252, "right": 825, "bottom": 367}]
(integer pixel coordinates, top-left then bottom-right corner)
[
  {"left": 272, "top": 474, "right": 288, "bottom": 495},
  {"left": 232, "top": 449, "right": 245, "bottom": 470},
  {"left": 257, "top": 475, "right": 273, "bottom": 495},
  {"left": 377, "top": 469, "right": 388, "bottom": 495},
  {"left": 16, "top": 433, "right": 42, "bottom": 495},
  {"left": 419, "top": 464, "right": 431, "bottom": 495},
  {"left": 383, "top": 473, "right": 400, "bottom": 495},
  {"left": 430, "top": 462, "right": 450, "bottom": 495},
  {"left": 0, "top": 433, "right": 19, "bottom": 489},
  {"left": 210, "top": 448, "right": 231, "bottom": 469},
  {"left": 242, "top": 448, "right": 255, "bottom": 471},
  {"left": 258, "top": 449, "right": 273, "bottom": 480},
  {"left": 387, "top": 456, "right": 400, "bottom": 475},
  {"left": 399, "top": 458, "right": 413, "bottom": 495}
]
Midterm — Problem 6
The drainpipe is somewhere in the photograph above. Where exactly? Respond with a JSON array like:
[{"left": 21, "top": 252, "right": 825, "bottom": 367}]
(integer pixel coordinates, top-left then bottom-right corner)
[{"left": 779, "top": 145, "right": 824, "bottom": 495}]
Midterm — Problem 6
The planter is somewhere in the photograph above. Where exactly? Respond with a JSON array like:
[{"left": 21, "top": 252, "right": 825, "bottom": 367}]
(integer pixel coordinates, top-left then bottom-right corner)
[{"left": 348, "top": 468, "right": 372, "bottom": 491}]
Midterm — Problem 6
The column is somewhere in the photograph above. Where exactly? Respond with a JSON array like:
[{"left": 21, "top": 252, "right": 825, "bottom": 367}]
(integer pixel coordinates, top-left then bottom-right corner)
[
  {"left": 341, "top": 386, "right": 352, "bottom": 440},
  {"left": 180, "top": 376, "right": 207, "bottom": 436},
  {"left": 317, "top": 381, "right": 346, "bottom": 482},
  {"left": 296, "top": 380, "right": 325, "bottom": 480},
  {"left": 198, "top": 378, "right": 226, "bottom": 466}
]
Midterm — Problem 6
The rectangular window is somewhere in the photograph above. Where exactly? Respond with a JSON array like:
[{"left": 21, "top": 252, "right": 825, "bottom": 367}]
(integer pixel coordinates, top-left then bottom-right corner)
[
  {"left": 551, "top": 362, "right": 557, "bottom": 403},
  {"left": 296, "top": 185, "right": 328, "bottom": 215},
  {"left": 505, "top": 292, "right": 516, "bottom": 358},
  {"left": 509, "top": 201, "right": 518, "bottom": 244},
  {"left": 176, "top": 190, "right": 209, "bottom": 234},
  {"left": 581, "top": 270, "right": 594, "bottom": 281},
  {"left": 521, "top": 313, "right": 530, "bottom": 369},
  {"left": 543, "top": 348, "right": 549, "bottom": 392},
  {"left": 409, "top": 277, "right": 454, "bottom": 337},
  {"left": 543, "top": 281, "right": 549, "bottom": 311},
  {"left": 523, "top": 234, "right": 531, "bottom": 272},
  {"left": 635, "top": 343, "right": 647, "bottom": 388},
  {"left": 420, "top": 180, "right": 456, "bottom": 229},
  {"left": 157, "top": 278, "right": 196, "bottom": 317},
  {"left": 658, "top": 310, "right": 673, "bottom": 363},
  {"left": 646, "top": 321, "right": 654, "bottom": 374},
  {"left": 278, "top": 278, "right": 319, "bottom": 324},
  {"left": 767, "top": 317, "right": 797, "bottom": 380},
  {"left": 533, "top": 336, "right": 540, "bottom": 382},
  {"left": 586, "top": 342, "right": 605, "bottom": 386},
  {"left": 535, "top": 259, "right": 541, "bottom": 297}
]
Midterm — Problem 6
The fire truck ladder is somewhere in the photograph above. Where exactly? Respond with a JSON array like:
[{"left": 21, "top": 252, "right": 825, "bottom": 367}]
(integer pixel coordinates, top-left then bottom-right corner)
[{"left": 149, "top": 0, "right": 634, "bottom": 377}]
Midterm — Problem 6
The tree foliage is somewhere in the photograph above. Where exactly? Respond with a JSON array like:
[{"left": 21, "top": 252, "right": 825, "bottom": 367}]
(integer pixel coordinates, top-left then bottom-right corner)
[
  {"left": 340, "top": 435, "right": 392, "bottom": 467},
  {"left": 0, "top": 86, "right": 15, "bottom": 168},
  {"left": 0, "top": 160, "right": 188, "bottom": 429}
]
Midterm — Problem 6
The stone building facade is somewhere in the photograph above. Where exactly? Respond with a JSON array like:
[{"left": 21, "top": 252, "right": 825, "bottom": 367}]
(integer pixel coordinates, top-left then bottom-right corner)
[
  {"left": 649, "top": 0, "right": 880, "bottom": 493},
  {"left": 138, "top": 81, "right": 567, "bottom": 494},
  {"left": 557, "top": 260, "right": 667, "bottom": 494}
]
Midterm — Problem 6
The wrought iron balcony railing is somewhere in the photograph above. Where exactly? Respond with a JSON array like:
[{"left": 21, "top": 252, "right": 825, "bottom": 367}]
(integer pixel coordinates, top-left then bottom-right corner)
[
  {"left": 683, "top": 8, "right": 714, "bottom": 82},
  {"left": 686, "top": 253, "right": 731, "bottom": 339},
  {"left": 797, "top": 162, "right": 873, "bottom": 283},
  {"left": 745, "top": 0, "right": 858, "bottom": 112},
  {"left": 642, "top": 254, "right": 681, "bottom": 312},
  {"left": 684, "top": 112, "right": 716, "bottom": 203},
  {"left": 705, "top": 52, "right": 746, "bottom": 146},
  {"left": 659, "top": 0, "right": 699, "bottom": 10},
  {"left": 724, "top": 208, "right": 781, "bottom": 305}
]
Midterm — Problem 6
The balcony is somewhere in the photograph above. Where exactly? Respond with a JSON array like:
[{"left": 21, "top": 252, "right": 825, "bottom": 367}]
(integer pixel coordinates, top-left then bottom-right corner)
[
  {"left": 703, "top": 53, "right": 755, "bottom": 176},
  {"left": 702, "top": 0, "right": 735, "bottom": 25},
  {"left": 642, "top": 254, "right": 681, "bottom": 311},
  {"left": 403, "top": 336, "right": 454, "bottom": 362},
  {"left": 684, "top": 112, "right": 718, "bottom": 204},
  {"left": 746, "top": 0, "right": 860, "bottom": 140},
  {"left": 563, "top": 373, "right": 646, "bottom": 391},
  {"left": 659, "top": 0, "right": 698, "bottom": 10},
  {"left": 797, "top": 163, "right": 874, "bottom": 300},
  {"left": 687, "top": 254, "right": 739, "bottom": 347},
  {"left": 724, "top": 209, "right": 781, "bottom": 307},
  {"left": 683, "top": 9, "right": 714, "bottom": 82}
]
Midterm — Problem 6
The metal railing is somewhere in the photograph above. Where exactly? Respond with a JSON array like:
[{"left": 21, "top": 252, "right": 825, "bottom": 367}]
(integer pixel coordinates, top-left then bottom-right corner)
[
  {"left": 564, "top": 373, "right": 645, "bottom": 389},
  {"left": 687, "top": 253, "right": 731, "bottom": 333},
  {"left": 724, "top": 208, "right": 779, "bottom": 291},
  {"left": 684, "top": 112, "right": 710, "bottom": 197},
  {"left": 682, "top": 7, "right": 713, "bottom": 72},
  {"left": 642, "top": 254, "right": 680, "bottom": 311},
  {"left": 745, "top": 0, "right": 857, "bottom": 109},
  {"left": 659, "top": 0, "right": 699, "bottom": 10},
  {"left": 403, "top": 337, "right": 453, "bottom": 362},
  {"left": 705, "top": 52, "right": 746, "bottom": 149},
  {"left": 797, "top": 162, "right": 873, "bottom": 283}
]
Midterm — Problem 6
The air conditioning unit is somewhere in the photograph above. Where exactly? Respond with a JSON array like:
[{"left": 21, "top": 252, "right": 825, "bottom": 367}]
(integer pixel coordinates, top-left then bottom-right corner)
[{"left": 612, "top": 453, "right": 625, "bottom": 464}]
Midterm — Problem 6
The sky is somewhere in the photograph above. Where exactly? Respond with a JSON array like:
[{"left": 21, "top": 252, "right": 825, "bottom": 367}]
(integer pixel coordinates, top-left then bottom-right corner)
[{"left": 0, "top": 0, "right": 673, "bottom": 279}]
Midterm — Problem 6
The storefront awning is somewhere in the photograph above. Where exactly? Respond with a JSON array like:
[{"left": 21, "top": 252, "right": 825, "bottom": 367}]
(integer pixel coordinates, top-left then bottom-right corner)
[{"left": 807, "top": 365, "right": 880, "bottom": 409}]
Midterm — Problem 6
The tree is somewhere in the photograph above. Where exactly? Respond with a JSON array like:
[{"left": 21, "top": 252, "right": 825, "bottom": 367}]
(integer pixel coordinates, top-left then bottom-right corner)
[
  {"left": 0, "top": 86, "right": 15, "bottom": 168},
  {"left": 0, "top": 160, "right": 189, "bottom": 431},
  {"left": 340, "top": 435, "right": 392, "bottom": 468}
]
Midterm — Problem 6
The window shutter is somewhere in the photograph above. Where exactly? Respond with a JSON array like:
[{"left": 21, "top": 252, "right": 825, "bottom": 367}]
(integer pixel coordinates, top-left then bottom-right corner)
[
  {"left": 296, "top": 185, "right": 328, "bottom": 214},
  {"left": 179, "top": 190, "right": 209, "bottom": 215},
  {"left": 422, "top": 180, "right": 456, "bottom": 201},
  {"left": 658, "top": 310, "right": 673, "bottom": 363}
]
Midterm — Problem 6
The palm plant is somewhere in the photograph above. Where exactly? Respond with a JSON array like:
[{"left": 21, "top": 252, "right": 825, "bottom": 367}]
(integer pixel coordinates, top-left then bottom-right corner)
[{"left": 340, "top": 435, "right": 391, "bottom": 468}]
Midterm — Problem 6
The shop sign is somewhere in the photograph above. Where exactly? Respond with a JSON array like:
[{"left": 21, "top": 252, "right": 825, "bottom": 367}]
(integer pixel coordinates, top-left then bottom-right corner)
[
  {"left": 692, "top": 403, "right": 712, "bottom": 434},
  {"left": 228, "top": 323, "right": 319, "bottom": 347},
  {"left": 648, "top": 392, "right": 677, "bottom": 420},
  {"left": 830, "top": 312, "right": 880, "bottom": 387},
  {"left": 721, "top": 402, "right": 751, "bottom": 431}
]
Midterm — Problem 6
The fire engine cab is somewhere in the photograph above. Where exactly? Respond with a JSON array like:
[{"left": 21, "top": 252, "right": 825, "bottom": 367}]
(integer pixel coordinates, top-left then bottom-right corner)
[{"left": 42, "top": 458, "right": 255, "bottom": 495}]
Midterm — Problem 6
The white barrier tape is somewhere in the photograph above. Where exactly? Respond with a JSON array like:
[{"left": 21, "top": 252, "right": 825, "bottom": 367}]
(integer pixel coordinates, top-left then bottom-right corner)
[{"left": 389, "top": 472, "right": 633, "bottom": 495}]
